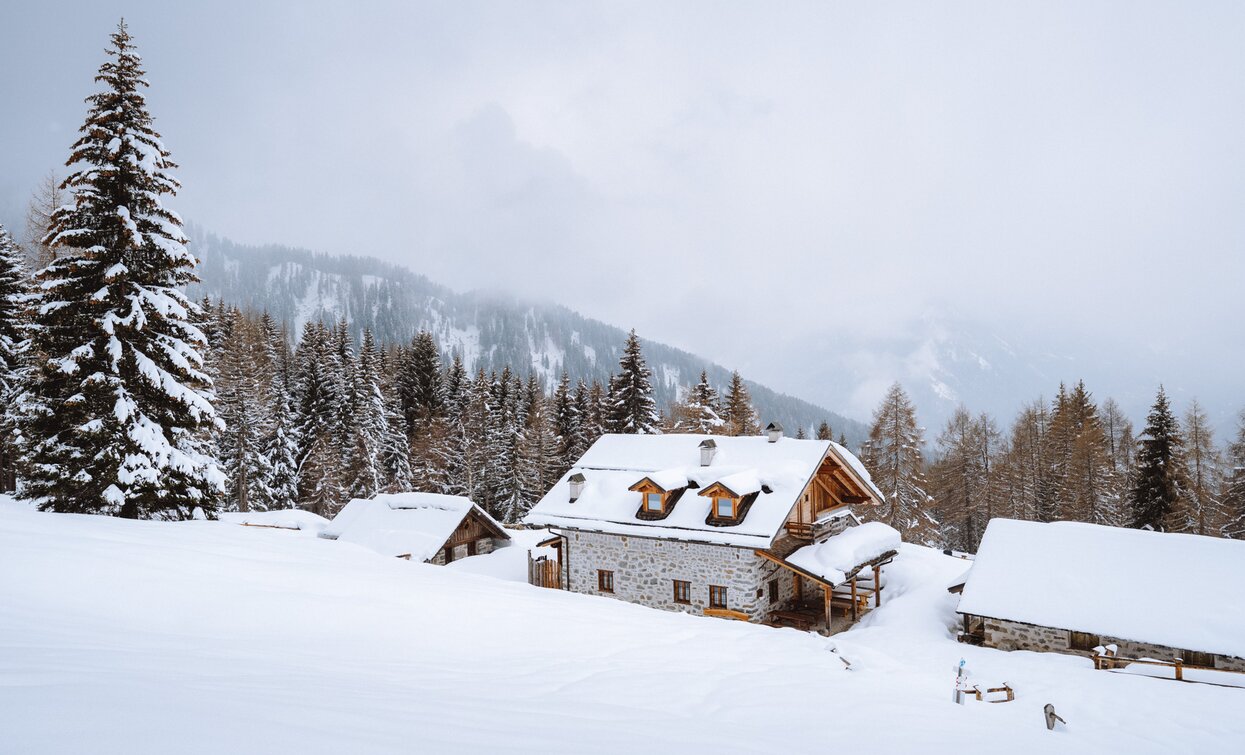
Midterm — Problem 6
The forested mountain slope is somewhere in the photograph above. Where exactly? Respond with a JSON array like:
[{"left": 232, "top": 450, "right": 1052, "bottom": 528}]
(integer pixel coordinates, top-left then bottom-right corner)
[{"left": 185, "top": 226, "right": 867, "bottom": 445}]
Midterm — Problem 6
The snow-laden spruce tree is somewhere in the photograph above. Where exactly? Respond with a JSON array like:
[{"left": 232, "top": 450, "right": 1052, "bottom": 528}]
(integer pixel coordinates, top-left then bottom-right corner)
[
  {"left": 254, "top": 313, "right": 298, "bottom": 509},
  {"left": 20, "top": 22, "right": 223, "bottom": 518},
  {"left": 1129, "top": 386, "right": 1188, "bottom": 531},
  {"left": 608, "top": 330, "right": 659, "bottom": 434},
  {"left": 860, "top": 382, "right": 939, "bottom": 545},
  {"left": 0, "top": 224, "right": 31, "bottom": 492},
  {"left": 673, "top": 370, "right": 724, "bottom": 434},
  {"left": 343, "top": 329, "right": 387, "bottom": 500},
  {"left": 216, "top": 310, "right": 273, "bottom": 512}
]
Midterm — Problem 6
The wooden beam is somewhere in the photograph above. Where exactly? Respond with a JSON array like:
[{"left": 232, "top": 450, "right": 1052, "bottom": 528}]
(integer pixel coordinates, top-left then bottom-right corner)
[
  {"left": 873, "top": 565, "right": 882, "bottom": 607},
  {"left": 850, "top": 577, "right": 858, "bottom": 622},
  {"left": 823, "top": 584, "right": 831, "bottom": 628}
]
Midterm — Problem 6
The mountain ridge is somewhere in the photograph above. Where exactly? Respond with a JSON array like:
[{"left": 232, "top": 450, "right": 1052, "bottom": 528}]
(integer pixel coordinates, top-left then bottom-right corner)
[{"left": 184, "top": 225, "right": 870, "bottom": 446}]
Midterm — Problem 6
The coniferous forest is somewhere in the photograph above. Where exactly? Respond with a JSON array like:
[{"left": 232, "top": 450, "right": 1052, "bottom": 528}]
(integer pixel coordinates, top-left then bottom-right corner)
[{"left": 1, "top": 21, "right": 1243, "bottom": 551}]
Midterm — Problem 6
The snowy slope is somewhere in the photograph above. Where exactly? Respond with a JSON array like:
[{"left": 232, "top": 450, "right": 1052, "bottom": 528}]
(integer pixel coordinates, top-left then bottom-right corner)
[{"left": 2, "top": 498, "right": 1241, "bottom": 754}]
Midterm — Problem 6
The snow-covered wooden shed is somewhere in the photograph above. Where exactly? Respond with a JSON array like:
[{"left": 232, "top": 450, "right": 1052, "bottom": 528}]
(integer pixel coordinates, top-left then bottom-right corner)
[
  {"left": 956, "top": 519, "right": 1245, "bottom": 673},
  {"left": 320, "top": 492, "right": 509, "bottom": 564},
  {"left": 524, "top": 432, "right": 896, "bottom": 632}
]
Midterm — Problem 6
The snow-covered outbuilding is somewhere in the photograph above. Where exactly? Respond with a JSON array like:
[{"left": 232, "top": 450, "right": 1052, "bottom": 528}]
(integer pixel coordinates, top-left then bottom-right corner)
[
  {"left": 320, "top": 492, "right": 510, "bottom": 564},
  {"left": 956, "top": 519, "right": 1245, "bottom": 672},
  {"left": 524, "top": 432, "right": 896, "bottom": 632}
]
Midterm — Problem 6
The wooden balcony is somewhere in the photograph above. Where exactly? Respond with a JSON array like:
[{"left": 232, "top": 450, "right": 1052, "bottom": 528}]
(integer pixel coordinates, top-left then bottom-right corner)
[{"left": 784, "top": 521, "right": 814, "bottom": 540}]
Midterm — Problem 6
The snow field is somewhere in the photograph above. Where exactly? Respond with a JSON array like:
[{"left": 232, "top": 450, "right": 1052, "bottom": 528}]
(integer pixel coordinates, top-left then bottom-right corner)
[{"left": 1, "top": 498, "right": 1241, "bottom": 754}]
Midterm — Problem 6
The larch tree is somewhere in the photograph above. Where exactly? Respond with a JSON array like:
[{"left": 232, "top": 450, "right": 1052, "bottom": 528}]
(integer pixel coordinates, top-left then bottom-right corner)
[
  {"left": 608, "top": 330, "right": 659, "bottom": 435},
  {"left": 19, "top": 22, "right": 223, "bottom": 518},
  {"left": 21, "top": 171, "right": 64, "bottom": 270},
  {"left": 1175, "top": 399, "right": 1223, "bottom": 536},
  {"left": 1129, "top": 386, "right": 1188, "bottom": 531},
  {"left": 860, "top": 382, "right": 938, "bottom": 545},
  {"left": 723, "top": 371, "right": 760, "bottom": 436},
  {"left": 816, "top": 421, "right": 833, "bottom": 441}
]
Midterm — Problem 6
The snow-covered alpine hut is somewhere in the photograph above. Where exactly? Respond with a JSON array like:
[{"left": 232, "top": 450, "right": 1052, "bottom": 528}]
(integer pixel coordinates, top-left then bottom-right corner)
[
  {"left": 320, "top": 492, "right": 509, "bottom": 564},
  {"left": 524, "top": 432, "right": 898, "bottom": 633},
  {"left": 956, "top": 519, "right": 1245, "bottom": 672}
]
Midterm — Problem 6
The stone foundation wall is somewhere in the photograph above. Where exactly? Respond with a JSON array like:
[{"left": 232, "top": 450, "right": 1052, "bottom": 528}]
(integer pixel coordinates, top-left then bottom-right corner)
[
  {"left": 977, "top": 616, "right": 1245, "bottom": 672},
  {"left": 563, "top": 530, "right": 787, "bottom": 621},
  {"left": 427, "top": 536, "right": 499, "bottom": 565}
]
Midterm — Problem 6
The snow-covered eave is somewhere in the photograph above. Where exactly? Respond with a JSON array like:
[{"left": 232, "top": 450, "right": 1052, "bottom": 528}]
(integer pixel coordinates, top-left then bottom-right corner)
[
  {"left": 758, "top": 546, "right": 899, "bottom": 589},
  {"left": 527, "top": 513, "right": 778, "bottom": 550}
]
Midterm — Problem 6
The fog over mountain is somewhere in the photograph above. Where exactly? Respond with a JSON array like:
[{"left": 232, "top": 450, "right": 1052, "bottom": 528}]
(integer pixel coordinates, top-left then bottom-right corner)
[{"left": 1, "top": 2, "right": 1241, "bottom": 436}]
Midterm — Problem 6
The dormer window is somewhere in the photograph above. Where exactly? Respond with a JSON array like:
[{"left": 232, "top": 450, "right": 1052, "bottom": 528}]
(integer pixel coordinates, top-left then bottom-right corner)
[
  {"left": 629, "top": 471, "right": 689, "bottom": 521},
  {"left": 700, "top": 473, "right": 761, "bottom": 526},
  {"left": 645, "top": 492, "right": 664, "bottom": 512}
]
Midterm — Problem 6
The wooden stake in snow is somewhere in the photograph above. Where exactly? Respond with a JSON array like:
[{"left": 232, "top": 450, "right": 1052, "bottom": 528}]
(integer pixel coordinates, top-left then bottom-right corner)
[{"left": 1044, "top": 704, "right": 1066, "bottom": 731}]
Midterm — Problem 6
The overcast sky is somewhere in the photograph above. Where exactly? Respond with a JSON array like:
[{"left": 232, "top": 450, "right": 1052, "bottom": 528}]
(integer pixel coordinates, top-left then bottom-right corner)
[{"left": 2, "top": 1, "right": 1242, "bottom": 421}]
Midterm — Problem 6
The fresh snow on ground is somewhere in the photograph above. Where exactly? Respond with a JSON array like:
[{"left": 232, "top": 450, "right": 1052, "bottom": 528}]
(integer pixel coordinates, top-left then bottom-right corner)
[{"left": 1, "top": 496, "right": 1241, "bottom": 754}]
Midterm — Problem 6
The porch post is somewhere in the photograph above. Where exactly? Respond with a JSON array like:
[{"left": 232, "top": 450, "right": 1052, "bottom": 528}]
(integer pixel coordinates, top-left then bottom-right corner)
[
  {"left": 823, "top": 584, "right": 831, "bottom": 628},
  {"left": 850, "top": 577, "right": 858, "bottom": 622},
  {"left": 873, "top": 565, "right": 882, "bottom": 607}
]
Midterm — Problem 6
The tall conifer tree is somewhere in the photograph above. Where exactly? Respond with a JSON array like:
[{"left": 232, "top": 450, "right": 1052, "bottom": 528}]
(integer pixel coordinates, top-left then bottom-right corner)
[
  {"left": 1129, "top": 386, "right": 1187, "bottom": 531},
  {"left": 0, "top": 224, "right": 30, "bottom": 492},
  {"left": 20, "top": 22, "right": 223, "bottom": 517},
  {"left": 608, "top": 330, "right": 659, "bottom": 434},
  {"left": 860, "top": 382, "right": 938, "bottom": 544}
]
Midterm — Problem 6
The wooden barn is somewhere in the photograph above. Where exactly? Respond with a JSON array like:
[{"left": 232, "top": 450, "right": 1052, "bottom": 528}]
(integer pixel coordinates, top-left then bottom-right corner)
[
  {"left": 956, "top": 519, "right": 1245, "bottom": 677},
  {"left": 319, "top": 492, "right": 509, "bottom": 564}
]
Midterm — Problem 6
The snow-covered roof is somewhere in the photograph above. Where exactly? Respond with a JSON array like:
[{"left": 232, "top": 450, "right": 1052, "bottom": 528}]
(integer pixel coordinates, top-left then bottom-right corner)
[
  {"left": 524, "top": 434, "right": 880, "bottom": 549},
  {"left": 957, "top": 519, "right": 1245, "bottom": 659},
  {"left": 218, "top": 509, "right": 329, "bottom": 533},
  {"left": 785, "top": 522, "right": 901, "bottom": 585},
  {"left": 321, "top": 492, "right": 507, "bottom": 562}
]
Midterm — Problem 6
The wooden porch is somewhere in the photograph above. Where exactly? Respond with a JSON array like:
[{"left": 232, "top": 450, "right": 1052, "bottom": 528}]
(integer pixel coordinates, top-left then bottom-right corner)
[{"left": 758, "top": 547, "right": 893, "bottom": 635}]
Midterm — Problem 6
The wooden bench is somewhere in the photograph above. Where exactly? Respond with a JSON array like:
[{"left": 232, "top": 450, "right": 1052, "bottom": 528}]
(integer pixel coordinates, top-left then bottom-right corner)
[{"left": 769, "top": 608, "right": 819, "bottom": 631}]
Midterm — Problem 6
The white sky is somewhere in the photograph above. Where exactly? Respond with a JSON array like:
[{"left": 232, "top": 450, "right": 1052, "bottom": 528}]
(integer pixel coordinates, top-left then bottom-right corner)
[{"left": 1, "top": 1, "right": 1242, "bottom": 422}]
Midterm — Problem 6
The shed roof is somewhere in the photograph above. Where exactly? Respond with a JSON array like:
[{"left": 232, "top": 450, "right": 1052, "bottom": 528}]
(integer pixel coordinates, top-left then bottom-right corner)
[
  {"left": 957, "top": 519, "right": 1245, "bottom": 658},
  {"left": 321, "top": 492, "right": 508, "bottom": 562}
]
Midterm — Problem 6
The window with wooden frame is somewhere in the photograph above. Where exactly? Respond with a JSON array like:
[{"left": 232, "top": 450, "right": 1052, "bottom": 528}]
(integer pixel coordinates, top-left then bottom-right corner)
[
  {"left": 673, "top": 580, "right": 691, "bottom": 604},
  {"left": 1069, "top": 631, "right": 1099, "bottom": 652},
  {"left": 644, "top": 492, "right": 664, "bottom": 512},
  {"left": 708, "top": 585, "right": 728, "bottom": 609},
  {"left": 597, "top": 570, "right": 614, "bottom": 593},
  {"left": 768, "top": 579, "right": 779, "bottom": 603},
  {"left": 1182, "top": 650, "right": 1215, "bottom": 668},
  {"left": 713, "top": 496, "right": 737, "bottom": 518}
]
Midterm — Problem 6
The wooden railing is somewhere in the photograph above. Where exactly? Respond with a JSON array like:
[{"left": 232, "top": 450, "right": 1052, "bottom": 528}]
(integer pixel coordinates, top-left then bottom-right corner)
[{"left": 784, "top": 521, "right": 814, "bottom": 540}]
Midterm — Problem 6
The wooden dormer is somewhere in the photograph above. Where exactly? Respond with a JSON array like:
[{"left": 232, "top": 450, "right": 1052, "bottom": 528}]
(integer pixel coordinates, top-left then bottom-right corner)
[
  {"left": 629, "top": 477, "right": 686, "bottom": 521},
  {"left": 699, "top": 481, "right": 760, "bottom": 527}
]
